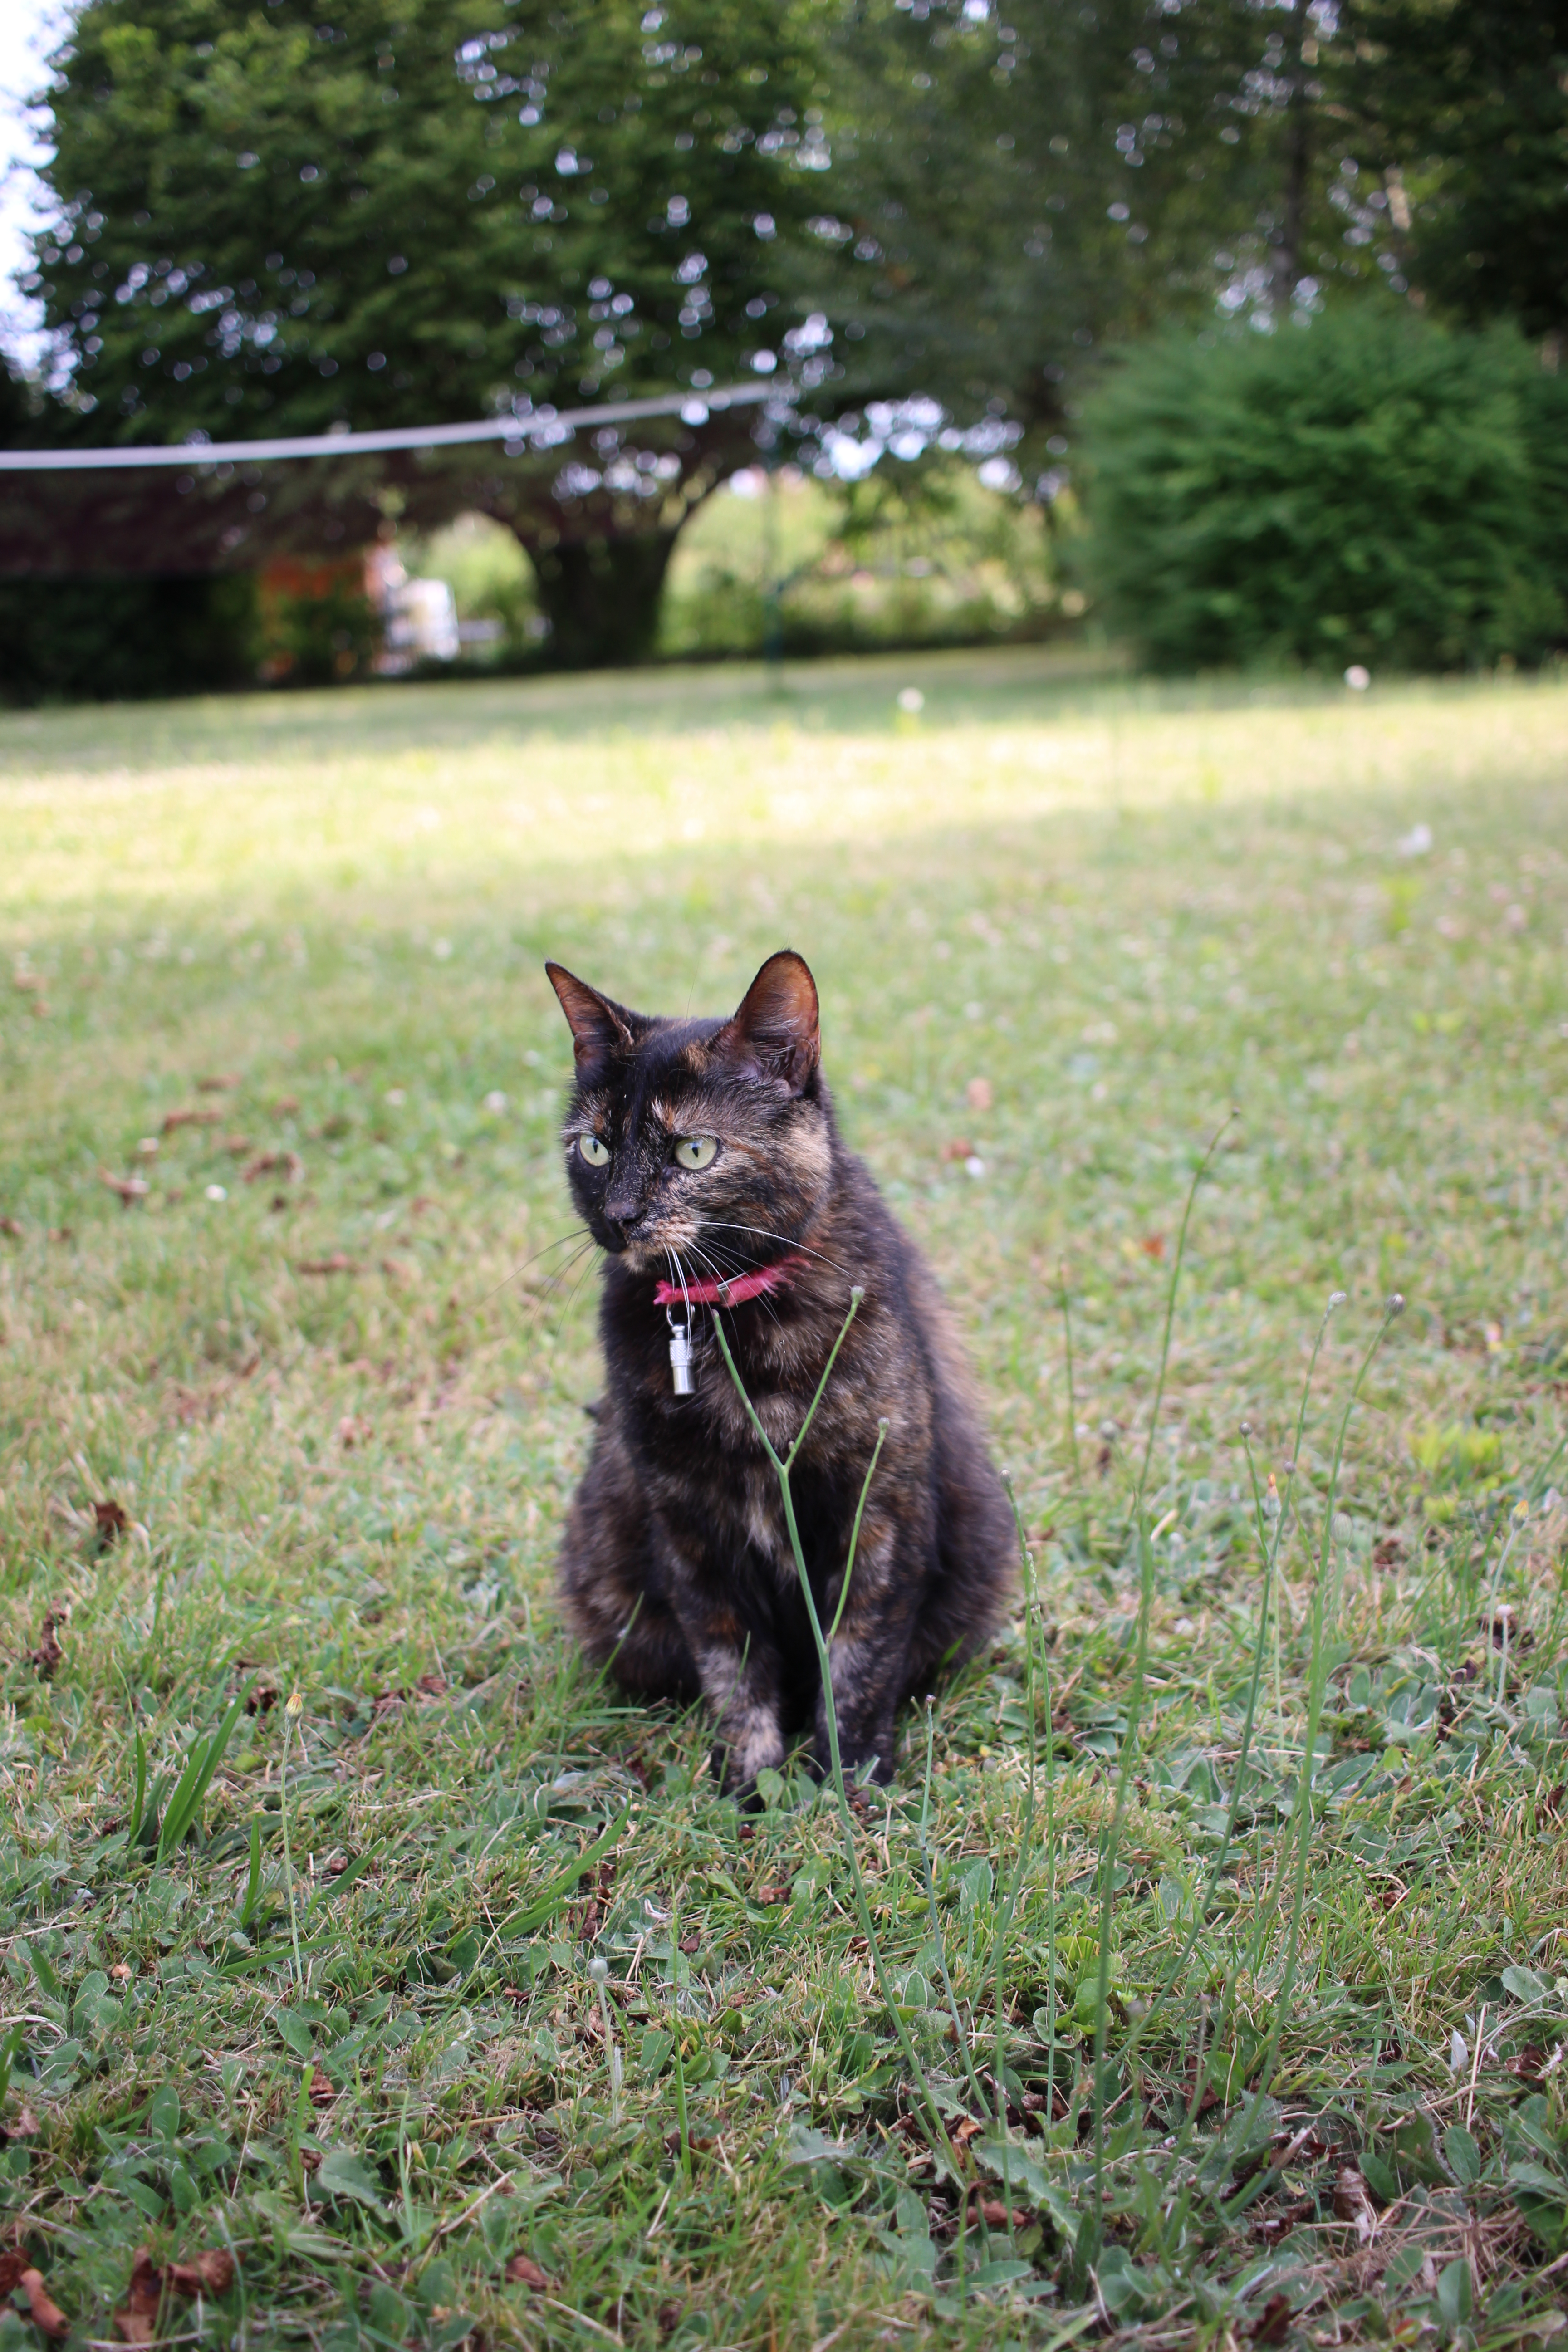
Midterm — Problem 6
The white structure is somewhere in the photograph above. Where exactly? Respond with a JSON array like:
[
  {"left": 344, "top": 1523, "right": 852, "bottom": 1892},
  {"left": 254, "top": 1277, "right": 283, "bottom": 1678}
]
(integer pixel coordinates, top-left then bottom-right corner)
[{"left": 365, "top": 543, "right": 460, "bottom": 671}]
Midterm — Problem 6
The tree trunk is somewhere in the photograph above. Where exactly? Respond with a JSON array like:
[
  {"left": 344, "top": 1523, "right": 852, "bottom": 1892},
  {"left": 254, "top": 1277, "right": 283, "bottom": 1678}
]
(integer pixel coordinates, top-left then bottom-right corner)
[
  {"left": 523, "top": 526, "right": 681, "bottom": 668},
  {"left": 1271, "top": 6, "right": 1313, "bottom": 318}
]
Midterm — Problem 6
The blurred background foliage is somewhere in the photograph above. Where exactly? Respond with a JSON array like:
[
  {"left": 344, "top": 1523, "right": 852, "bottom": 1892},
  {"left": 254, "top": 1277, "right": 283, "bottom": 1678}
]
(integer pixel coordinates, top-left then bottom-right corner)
[{"left": 1, "top": 0, "right": 1565, "bottom": 697}]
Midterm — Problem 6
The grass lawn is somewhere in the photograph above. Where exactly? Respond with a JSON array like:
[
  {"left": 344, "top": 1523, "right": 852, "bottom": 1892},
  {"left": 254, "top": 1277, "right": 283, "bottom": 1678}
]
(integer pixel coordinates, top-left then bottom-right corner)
[{"left": 1, "top": 647, "right": 1566, "bottom": 2351}]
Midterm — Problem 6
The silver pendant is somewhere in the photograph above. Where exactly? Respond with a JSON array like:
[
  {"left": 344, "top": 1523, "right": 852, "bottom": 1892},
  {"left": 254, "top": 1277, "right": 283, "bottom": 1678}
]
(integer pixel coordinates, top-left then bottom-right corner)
[{"left": 666, "top": 1311, "right": 695, "bottom": 1396}]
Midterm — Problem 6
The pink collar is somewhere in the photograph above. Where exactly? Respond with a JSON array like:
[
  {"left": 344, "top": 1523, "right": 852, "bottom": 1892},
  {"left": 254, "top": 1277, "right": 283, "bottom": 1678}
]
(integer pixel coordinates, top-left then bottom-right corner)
[{"left": 653, "top": 1253, "right": 811, "bottom": 1310}]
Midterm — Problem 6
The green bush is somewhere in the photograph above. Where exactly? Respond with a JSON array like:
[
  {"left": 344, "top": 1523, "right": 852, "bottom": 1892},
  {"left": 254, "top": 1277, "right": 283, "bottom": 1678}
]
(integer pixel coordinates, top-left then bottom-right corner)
[
  {"left": 1079, "top": 311, "right": 1567, "bottom": 675},
  {"left": 0, "top": 573, "right": 260, "bottom": 706}
]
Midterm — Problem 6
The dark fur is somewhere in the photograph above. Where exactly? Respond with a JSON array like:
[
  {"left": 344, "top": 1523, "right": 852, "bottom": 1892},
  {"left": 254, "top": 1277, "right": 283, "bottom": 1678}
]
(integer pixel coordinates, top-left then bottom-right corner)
[{"left": 546, "top": 948, "right": 1014, "bottom": 1795}]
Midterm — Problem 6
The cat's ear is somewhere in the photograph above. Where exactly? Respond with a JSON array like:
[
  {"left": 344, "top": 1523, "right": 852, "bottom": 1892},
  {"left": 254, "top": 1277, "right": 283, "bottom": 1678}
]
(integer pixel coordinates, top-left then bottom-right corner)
[
  {"left": 715, "top": 950, "right": 820, "bottom": 1093},
  {"left": 545, "top": 962, "right": 635, "bottom": 1074}
]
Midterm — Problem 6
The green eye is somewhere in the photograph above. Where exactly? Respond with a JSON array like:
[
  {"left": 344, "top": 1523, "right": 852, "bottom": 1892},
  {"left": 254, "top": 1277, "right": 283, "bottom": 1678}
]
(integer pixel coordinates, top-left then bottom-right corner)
[
  {"left": 674, "top": 1136, "right": 717, "bottom": 1171},
  {"left": 577, "top": 1133, "right": 610, "bottom": 1167}
]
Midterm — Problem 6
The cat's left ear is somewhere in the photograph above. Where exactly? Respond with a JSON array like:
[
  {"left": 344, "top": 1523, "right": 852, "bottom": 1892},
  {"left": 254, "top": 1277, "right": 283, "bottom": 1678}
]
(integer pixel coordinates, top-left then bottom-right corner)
[{"left": 714, "top": 950, "right": 820, "bottom": 1093}]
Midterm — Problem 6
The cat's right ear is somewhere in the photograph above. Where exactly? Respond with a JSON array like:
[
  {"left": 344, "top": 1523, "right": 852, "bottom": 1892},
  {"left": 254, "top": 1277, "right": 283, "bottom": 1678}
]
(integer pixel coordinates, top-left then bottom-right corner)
[{"left": 545, "top": 963, "right": 635, "bottom": 1076}]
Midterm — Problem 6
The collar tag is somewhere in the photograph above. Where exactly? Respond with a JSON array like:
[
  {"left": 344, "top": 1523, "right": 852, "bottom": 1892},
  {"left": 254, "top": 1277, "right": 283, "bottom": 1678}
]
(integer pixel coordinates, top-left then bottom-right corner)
[{"left": 666, "top": 1309, "right": 695, "bottom": 1396}]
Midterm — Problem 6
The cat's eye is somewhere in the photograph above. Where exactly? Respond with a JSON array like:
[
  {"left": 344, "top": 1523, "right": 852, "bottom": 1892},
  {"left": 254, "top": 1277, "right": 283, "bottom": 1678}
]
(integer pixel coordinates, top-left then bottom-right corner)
[
  {"left": 673, "top": 1136, "right": 717, "bottom": 1171},
  {"left": 577, "top": 1133, "right": 610, "bottom": 1168}
]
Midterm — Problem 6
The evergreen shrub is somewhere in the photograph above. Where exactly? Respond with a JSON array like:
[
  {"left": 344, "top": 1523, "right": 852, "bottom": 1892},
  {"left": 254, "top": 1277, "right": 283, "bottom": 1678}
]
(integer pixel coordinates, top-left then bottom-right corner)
[
  {"left": 1079, "top": 310, "right": 1567, "bottom": 675},
  {"left": 0, "top": 574, "right": 259, "bottom": 706}
]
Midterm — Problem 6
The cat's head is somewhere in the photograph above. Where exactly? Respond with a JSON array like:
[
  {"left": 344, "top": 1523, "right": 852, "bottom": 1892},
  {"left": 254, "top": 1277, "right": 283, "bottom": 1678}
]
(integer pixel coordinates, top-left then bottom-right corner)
[{"left": 545, "top": 949, "right": 834, "bottom": 1278}]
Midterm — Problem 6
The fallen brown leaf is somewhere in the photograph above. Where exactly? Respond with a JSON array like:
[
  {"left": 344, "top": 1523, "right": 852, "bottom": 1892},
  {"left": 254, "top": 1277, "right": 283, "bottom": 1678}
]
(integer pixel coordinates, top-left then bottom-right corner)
[
  {"left": 166, "top": 2249, "right": 235, "bottom": 2298},
  {"left": 678, "top": 1932, "right": 701, "bottom": 1956},
  {"left": 95, "top": 1498, "right": 131, "bottom": 1544},
  {"left": 116, "top": 2243, "right": 236, "bottom": 2341},
  {"left": 244, "top": 1685, "right": 278, "bottom": 1716},
  {"left": 0, "top": 2251, "right": 24, "bottom": 2296},
  {"left": 116, "top": 2247, "right": 164, "bottom": 2342},
  {"left": 242, "top": 1149, "right": 303, "bottom": 1184},
  {"left": 336, "top": 1415, "right": 372, "bottom": 1450},
  {"left": 29, "top": 1614, "right": 63, "bottom": 1679},
  {"left": 754, "top": 1882, "right": 791, "bottom": 1905},
  {"left": 506, "top": 2254, "right": 549, "bottom": 2289},
  {"left": 100, "top": 1169, "right": 149, "bottom": 1204},
  {"left": 20, "top": 2268, "right": 69, "bottom": 2341},
  {"left": 271, "top": 1095, "right": 300, "bottom": 1116},
  {"left": 965, "top": 1076, "right": 993, "bottom": 1113},
  {"left": 1250, "top": 2293, "right": 1294, "bottom": 2346},
  {"left": 1139, "top": 1233, "right": 1166, "bottom": 1259},
  {"left": 109, "top": 1962, "right": 132, "bottom": 1982},
  {"left": 940, "top": 1137, "right": 975, "bottom": 1163},
  {"left": 415, "top": 1672, "right": 447, "bottom": 1697},
  {"left": 975, "top": 2198, "right": 1028, "bottom": 2229},
  {"left": 306, "top": 2065, "right": 335, "bottom": 2107},
  {"left": 161, "top": 1107, "right": 222, "bottom": 1133},
  {"left": 0, "top": 1215, "right": 21, "bottom": 1238},
  {"left": 297, "top": 1253, "right": 358, "bottom": 1276},
  {"left": 197, "top": 1073, "right": 240, "bottom": 1092},
  {"left": 5, "top": 2107, "right": 40, "bottom": 2139},
  {"left": 1333, "top": 2164, "right": 1377, "bottom": 2246},
  {"left": 221, "top": 1133, "right": 254, "bottom": 1156}
]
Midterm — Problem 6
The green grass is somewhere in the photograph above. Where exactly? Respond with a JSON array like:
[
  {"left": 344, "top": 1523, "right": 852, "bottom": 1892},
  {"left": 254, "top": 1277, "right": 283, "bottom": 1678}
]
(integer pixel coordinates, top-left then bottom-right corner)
[{"left": 1, "top": 648, "right": 1566, "bottom": 2351}]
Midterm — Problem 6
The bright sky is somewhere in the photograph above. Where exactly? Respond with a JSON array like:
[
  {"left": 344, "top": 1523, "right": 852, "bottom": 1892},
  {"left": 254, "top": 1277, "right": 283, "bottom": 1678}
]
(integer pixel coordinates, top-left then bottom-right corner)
[{"left": 0, "top": 0, "right": 67, "bottom": 370}]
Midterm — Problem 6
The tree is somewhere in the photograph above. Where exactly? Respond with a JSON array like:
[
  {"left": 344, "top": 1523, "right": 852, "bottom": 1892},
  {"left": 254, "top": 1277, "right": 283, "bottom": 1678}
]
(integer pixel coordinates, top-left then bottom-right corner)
[
  {"left": 1346, "top": 0, "right": 1568, "bottom": 339},
  {"left": 796, "top": 0, "right": 1421, "bottom": 503},
  {"left": 24, "top": 0, "right": 828, "bottom": 661}
]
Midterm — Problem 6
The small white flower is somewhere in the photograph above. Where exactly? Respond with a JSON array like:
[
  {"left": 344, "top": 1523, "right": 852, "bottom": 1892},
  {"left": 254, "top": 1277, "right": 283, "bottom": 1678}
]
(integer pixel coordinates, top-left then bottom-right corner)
[
  {"left": 384, "top": 1088, "right": 407, "bottom": 1106},
  {"left": 965, "top": 1155, "right": 986, "bottom": 1179},
  {"left": 897, "top": 686, "right": 924, "bottom": 713},
  {"left": 1449, "top": 2029, "right": 1469, "bottom": 2073},
  {"left": 1398, "top": 822, "right": 1433, "bottom": 857},
  {"left": 1344, "top": 664, "right": 1371, "bottom": 691},
  {"left": 205, "top": 1183, "right": 227, "bottom": 1203},
  {"left": 484, "top": 1090, "right": 508, "bottom": 1113}
]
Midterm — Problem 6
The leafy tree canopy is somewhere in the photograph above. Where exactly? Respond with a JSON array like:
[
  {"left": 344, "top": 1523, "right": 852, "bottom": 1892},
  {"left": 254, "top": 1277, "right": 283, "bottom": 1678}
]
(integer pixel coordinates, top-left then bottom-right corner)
[
  {"left": 33, "top": 0, "right": 825, "bottom": 434},
  {"left": 1348, "top": 0, "right": 1568, "bottom": 338},
  {"left": 22, "top": 0, "right": 833, "bottom": 657}
]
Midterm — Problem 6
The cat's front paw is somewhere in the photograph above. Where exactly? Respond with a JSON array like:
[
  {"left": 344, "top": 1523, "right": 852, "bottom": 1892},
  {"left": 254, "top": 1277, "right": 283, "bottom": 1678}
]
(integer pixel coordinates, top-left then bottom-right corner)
[{"left": 713, "top": 1720, "right": 786, "bottom": 1808}]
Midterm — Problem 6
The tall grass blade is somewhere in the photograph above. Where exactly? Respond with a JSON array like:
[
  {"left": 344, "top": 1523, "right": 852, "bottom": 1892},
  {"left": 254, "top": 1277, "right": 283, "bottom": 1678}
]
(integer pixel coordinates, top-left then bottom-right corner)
[{"left": 155, "top": 1696, "right": 245, "bottom": 1867}]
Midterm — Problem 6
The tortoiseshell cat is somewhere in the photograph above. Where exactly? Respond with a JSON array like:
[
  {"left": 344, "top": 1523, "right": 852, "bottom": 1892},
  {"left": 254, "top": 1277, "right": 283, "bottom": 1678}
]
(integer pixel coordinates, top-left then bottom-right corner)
[{"left": 547, "top": 949, "right": 1014, "bottom": 1795}]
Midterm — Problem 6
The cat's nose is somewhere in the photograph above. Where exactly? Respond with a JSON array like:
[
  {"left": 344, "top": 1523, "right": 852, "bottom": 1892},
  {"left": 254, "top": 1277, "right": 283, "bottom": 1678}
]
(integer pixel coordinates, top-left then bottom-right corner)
[{"left": 603, "top": 1179, "right": 643, "bottom": 1230}]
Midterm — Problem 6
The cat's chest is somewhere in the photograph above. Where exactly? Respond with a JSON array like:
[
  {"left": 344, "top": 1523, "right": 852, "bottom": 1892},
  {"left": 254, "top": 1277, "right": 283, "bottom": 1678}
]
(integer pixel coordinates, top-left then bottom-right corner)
[{"left": 628, "top": 1384, "right": 813, "bottom": 1570}]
